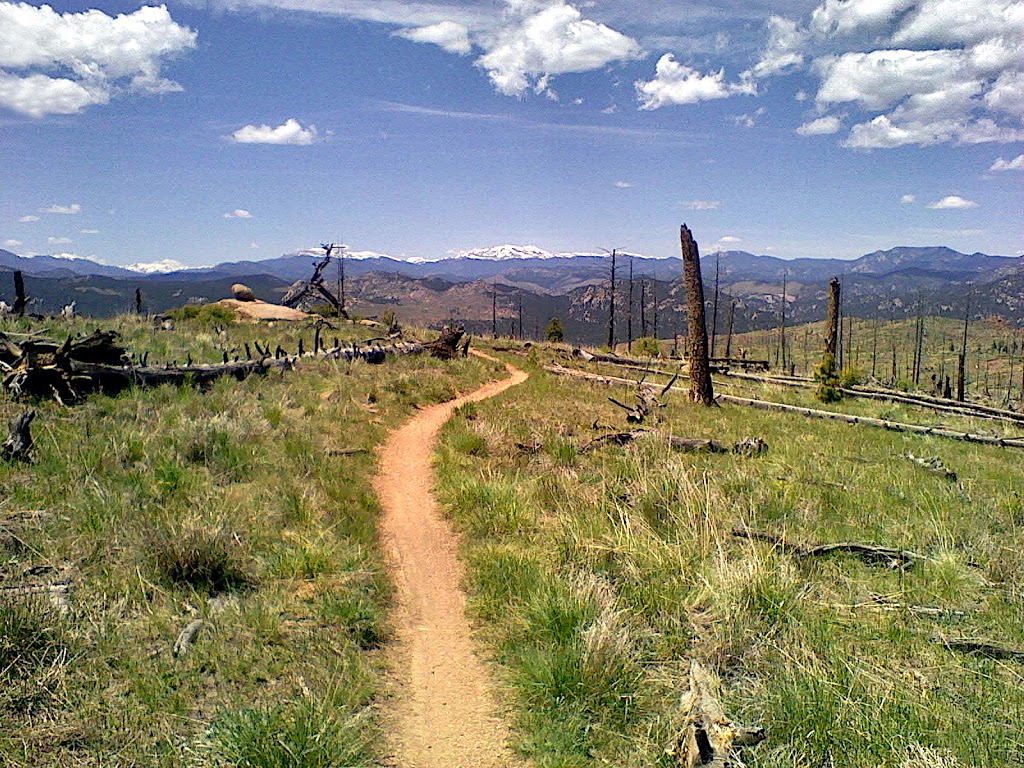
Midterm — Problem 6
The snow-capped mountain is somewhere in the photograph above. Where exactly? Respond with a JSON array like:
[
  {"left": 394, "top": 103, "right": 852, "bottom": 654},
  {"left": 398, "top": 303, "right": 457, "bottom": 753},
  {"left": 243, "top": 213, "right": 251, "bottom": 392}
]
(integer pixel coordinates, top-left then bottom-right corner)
[{"left": 450, "top": 244, "right": 559, "bottom": 261}]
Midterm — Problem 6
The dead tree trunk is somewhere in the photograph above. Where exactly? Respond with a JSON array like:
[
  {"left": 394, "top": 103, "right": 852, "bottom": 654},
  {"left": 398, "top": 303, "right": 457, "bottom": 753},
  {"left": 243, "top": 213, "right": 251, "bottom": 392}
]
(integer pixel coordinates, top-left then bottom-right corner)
[
  {"left": 680, "top": 225, "right": 715, "bottom": 406},
  {"left": 607, "top": 250, "right": 617, "bottom": 349},
  {"left": 958, "top": 293, "right": 970, "bottom": 401},
  {"left": 12, "top": 271, "right": 26, "bottom": 317},
  {"left": 134, "top": 288, "right": 143, "bottom": 315},
  {"left": 724, "top": 300, "right": 735, "bottom": 360},
  {"left": 710, "top": 254, "right": 720, "bottom": 358},
  {"left": 825, "top": 278, "right": 840, "bottom": 361}
]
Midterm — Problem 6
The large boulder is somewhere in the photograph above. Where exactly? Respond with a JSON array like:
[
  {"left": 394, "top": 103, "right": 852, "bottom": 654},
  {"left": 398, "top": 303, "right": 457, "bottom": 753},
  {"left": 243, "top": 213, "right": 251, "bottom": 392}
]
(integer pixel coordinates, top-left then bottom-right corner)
[{"left": 231, "top": 283, "right": 257, "bottom": 302}]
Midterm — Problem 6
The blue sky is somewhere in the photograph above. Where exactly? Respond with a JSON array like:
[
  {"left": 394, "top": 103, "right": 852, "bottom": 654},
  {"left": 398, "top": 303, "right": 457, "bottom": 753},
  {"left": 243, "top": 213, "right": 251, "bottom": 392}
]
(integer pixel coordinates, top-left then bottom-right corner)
[{"left": 1, "top": 0, "right": 1021, "bottom": 270}]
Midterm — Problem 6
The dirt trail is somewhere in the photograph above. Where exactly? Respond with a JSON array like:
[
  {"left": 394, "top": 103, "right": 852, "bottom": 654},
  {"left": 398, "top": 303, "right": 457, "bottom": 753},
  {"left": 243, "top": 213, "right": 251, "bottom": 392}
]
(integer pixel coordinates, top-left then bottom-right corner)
[{"left": 374, "top": 352, "right": 528, "bottom": 768}]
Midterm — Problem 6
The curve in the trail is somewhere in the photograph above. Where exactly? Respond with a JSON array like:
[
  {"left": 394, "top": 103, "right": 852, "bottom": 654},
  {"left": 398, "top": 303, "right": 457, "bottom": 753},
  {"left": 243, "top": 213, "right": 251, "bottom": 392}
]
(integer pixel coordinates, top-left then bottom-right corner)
[{"left": 374, "top": 353, "right": 528, "bottom": 768}]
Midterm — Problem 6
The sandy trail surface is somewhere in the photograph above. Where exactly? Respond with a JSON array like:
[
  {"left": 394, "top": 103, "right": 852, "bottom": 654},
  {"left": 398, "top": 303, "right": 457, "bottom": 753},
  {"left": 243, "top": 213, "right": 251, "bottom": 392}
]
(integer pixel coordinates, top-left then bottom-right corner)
[{"left": 374, "top": 352, "right": 528, "bottom": 768}]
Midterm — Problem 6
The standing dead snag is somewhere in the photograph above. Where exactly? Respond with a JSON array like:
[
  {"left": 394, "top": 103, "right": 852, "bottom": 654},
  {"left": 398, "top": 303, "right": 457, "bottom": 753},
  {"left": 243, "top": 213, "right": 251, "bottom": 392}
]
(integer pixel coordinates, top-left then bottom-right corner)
[
  {"left": 280, "top": 247, "right": 347, "bottom": 318},
  {"left": 680, "top": 225, "right": 715, "bottom": 405},
  {"left": 669, "top": 660, "right": 764, "bottom": 767}
]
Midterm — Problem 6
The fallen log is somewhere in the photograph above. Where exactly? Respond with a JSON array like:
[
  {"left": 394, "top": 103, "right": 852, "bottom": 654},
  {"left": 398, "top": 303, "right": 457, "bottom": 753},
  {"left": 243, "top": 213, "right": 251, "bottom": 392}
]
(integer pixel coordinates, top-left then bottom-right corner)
[
  {"left": 732, "top": 526, "right": 924, "bottom": 569},
  {"left": 902, "top": 452, "right": 957, "bottom": 481},
  {"left": 580, "top": 430, "right": 766, "bottom": 455},
  {"left": 668, "top": 660, "right": 764, "bottom": 768},
  {"left": 935, "top": 635, "right": 1024, "bottom": 662},
  {"left": 2, "top": 409, "right": 35, "bottom": 462}
]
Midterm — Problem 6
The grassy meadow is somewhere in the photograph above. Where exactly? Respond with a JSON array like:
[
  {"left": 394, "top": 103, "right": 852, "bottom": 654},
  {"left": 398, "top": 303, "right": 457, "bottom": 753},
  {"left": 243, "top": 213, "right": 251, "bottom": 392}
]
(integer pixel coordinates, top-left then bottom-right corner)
[
  {"left": 437, "top": 340, "right": 1024, "bottom": 767},
  {"left": 0, "top": 313, "right": 500, "bottom": 767}
]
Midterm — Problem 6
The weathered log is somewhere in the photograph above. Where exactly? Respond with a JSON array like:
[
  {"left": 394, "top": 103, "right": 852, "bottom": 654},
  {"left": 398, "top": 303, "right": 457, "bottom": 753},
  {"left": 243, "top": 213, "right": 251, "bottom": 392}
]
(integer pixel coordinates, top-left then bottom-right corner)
[
  {"left": 2, "top": 409, "right": 35, "bottom": 462},
  {"left": 732, "top": 526, "right": 923, "bottom": 569},
  {"left": 668, "top": 660, "right": 764, "bottom": 768},
  {"left": 172, "top": 619, "right": 206, "bottom": 658}
]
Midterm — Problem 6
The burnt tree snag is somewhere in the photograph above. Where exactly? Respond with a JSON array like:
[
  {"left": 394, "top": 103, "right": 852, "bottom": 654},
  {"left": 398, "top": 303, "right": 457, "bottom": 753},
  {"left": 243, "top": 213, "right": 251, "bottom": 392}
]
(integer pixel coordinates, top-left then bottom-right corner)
[
  {"left": 12, "top": 271, "right": 26, "bottom": 317},
  {"left": 134, "top": 288, "right": 143, "bottom": 315},
  {"left": 680, "top": 225, "right": 715, "bottom": 405},
  {"left": 957, "top": 292, "right": 970, "bottom": 401},
  {"left": 607, "top": 249, "right": 617, "bottom": 349},
  {"left": 423, "top": 325, "right": 468, "bottom": 360},
  {"left": 825, "top": 278, "right": 841, "bottom": 361},
  {"left": 281, "top": 248, "right": 347, "bottom": 318}
]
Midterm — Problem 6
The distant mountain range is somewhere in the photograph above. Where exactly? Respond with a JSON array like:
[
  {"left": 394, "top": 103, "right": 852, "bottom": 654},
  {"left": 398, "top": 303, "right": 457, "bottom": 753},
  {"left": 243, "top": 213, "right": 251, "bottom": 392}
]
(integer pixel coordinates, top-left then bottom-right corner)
[{"left": 0, "top": 244, "right": 1022, "bottom": 345}]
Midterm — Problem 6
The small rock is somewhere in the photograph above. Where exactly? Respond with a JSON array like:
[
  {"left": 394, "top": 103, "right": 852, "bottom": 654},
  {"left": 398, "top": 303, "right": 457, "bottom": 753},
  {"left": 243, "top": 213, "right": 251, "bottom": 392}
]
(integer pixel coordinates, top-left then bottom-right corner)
[{"left": 231, "top": 283, "right": 257, "bottom": 302}]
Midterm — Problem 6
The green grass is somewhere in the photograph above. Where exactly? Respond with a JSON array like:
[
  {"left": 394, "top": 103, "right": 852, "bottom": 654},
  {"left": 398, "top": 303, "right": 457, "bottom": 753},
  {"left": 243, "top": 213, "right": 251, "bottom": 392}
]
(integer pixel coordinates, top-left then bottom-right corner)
[
  {"left": 437, "top": 341, "right": 1024, "bottom": 767},
  {"left": 0, "top": 313, "right": 501, "bottom": 766}
]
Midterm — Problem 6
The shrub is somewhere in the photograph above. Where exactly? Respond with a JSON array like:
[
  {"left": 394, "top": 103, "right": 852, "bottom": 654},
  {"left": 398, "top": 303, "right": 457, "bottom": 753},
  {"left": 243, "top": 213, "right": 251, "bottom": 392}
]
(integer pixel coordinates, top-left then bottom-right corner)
[
  {"left": 634, "top": 337, "right": 660, "bottom": 357},
  {"left": 814, "top": 353, "right": 843, "bottom": 403},
  {"left": 545, "top": 317, "right": 565, "bottom": 343}
]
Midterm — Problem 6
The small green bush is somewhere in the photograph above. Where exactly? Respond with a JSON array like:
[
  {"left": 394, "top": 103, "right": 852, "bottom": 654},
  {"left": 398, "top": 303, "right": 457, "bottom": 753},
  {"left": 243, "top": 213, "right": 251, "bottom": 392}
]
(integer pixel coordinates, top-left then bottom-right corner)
[
  {"left": 0, "top": 596, "right": 70, "bottom": 712},
  {"left": 634, "top": 337, "right": 660, "bottom": 357}
]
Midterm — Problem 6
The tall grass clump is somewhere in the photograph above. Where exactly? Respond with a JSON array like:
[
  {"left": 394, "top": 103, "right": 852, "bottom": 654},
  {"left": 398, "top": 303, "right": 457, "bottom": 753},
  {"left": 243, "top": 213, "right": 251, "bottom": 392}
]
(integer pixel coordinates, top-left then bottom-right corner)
[{"left": 0, "top": 597, "right": 71, "bottom": 712}]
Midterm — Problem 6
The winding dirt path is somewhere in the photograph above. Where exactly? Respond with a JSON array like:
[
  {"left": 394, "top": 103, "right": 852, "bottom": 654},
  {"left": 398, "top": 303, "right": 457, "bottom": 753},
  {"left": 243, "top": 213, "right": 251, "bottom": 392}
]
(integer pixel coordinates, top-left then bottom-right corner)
[{"left": 374, "top": 353, "right": 528, "bottom": 768}]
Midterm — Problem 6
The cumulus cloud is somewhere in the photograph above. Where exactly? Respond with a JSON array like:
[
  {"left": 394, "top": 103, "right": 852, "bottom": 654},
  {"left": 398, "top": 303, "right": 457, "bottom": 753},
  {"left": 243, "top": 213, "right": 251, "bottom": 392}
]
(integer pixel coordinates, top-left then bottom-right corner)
[
  {"left": 796, "top": 114, "right": 842, "bottom": 135},
  {"left": 79, "top": 228, "right": 100, "bottom": 234},
  {"left": 229, "top": 118, "right": 318, "bottom": 145},
  {"left": 396, "top": 20, "right": 471, "bottom": 54},
  {"left": 223, "top": 209, "right": 253, "bottom": 219},
  {"left": 715, "top": 235, "right": 743, "bottom": 248},
  {"left": 733, "top": 107, "right": 766, "bottom": 127},
  {"left": 927, "top": 195, "right": 978, "bottom": 209},
  {"left": 685, "top": 200, "right": 722, "bottom": 210},
  {"left": 901, "top": 194, "right": 916, "bottom": 204},
  {"left": 747, "top": 0, "right": 1024, "bottom": 148},
  {"left": 18, "top": 215, "right": 39, "bottom": 223},
  {"left": 42, "top": 203, "right": 81, "bottom": 214},
  {"left": 614, "top": 181, "right": 632, "bottom": 188},
  {"left": 47, "top": 236, "right": 73, "bottom": 244},
  {"left": 477, "top": 1, "right": 641, "bottom": 96},
  {"left": 637, "top": 54, "right": 753, "bottom": 110},
  {"left": 0, "top": 3, "right": 196, "bottom": 117},
  {"left": 3, "top": 239, "right": 21, "bottom": 248},
  {"left": 990, "top": 154, "right": 1024, "bottom": 171}
]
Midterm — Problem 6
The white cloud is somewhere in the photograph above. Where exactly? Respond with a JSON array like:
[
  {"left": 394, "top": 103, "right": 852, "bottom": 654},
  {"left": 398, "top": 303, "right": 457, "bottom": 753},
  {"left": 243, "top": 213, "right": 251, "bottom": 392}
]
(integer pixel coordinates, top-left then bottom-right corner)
[
  {"left": 749, "top": 0, "right": 1024, "bottom": 149},
  {"left": 733, "top": 107, "right": 766, "bottom": 127},
  {"left": 0, "top": 3, "right": 196, "bottom": 117},
  {"left": 250, "top": 242, "right": 260, "bottom": 249},
  {"left": 47, "top": 236, "right": 72, "bottom": 245},
  {"left": 715, "top": 235, "right": 743, "bottom": 249},
  {"left": 223, "top": 209, "right": 253, "bottom": 219},
  {"left": 18, "top": 215, "right": 39, "bottom": 223},
  {"left": 901, "top": 194, "right": 916, "bottom": 204},
  {"left": 42, "top": 203, "right": 81, "bottom": 214},
  {"left": 3, "top": 239, "right": 21, "bottom": 248},
  {"left": 637, "top": 54, "right": 752, "bottom": 110},
  {"left": 685, "top": 200, "right": 722, "bottom": 210},
  {"left": 926, "top": 195, "right": 978, "bottom": 209},
  {"left": 48, "top": 252, "right": 107, "bottom": 264},
  {"left": 397, "top": 20, "right": 471, "bottom": 54},
  {"left": 990, "top": 154, "right": 1024, "bottom": 172},
  {"left": 476, "top": 1, "right": 641, "bottom": 97},
  {"left": 79, "top": 228, "right": 100, "bottom": 234},
  {"left": 796, "top": 114, "right": 842, "bottom": 135},
  {"left": 229, "top": 118, "right": 318, "bottom": 145},
  {"left": 747, "top": 15, "right": 806, "bottom": 78},
  {"left": 614, "top": 181, "right": 632, "bottom": 188}
]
